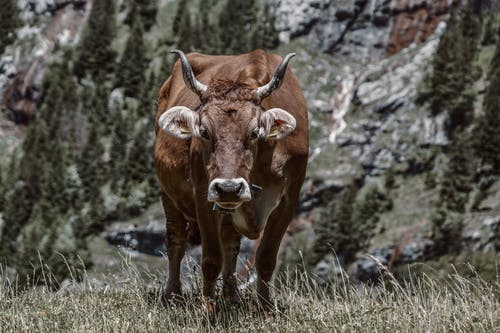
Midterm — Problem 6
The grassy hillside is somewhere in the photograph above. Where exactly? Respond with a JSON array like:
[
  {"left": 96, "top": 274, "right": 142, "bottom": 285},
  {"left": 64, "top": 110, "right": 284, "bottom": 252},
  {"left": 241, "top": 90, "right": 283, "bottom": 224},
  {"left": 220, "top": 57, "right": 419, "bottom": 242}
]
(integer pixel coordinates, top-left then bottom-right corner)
[{"left": 1, "top": 263, "right": 498, "bottom": 332}]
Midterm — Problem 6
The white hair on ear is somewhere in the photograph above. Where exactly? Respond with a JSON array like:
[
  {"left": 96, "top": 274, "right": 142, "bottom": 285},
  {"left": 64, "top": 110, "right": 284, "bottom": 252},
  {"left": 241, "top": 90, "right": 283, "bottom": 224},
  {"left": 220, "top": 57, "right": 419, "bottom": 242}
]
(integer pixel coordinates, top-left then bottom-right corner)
[
  {"left": 261, "top": 108, "right": 296, "bottom": 140},
  {"left": 158, "top": 106, "right": 199, "bottom": 139}
]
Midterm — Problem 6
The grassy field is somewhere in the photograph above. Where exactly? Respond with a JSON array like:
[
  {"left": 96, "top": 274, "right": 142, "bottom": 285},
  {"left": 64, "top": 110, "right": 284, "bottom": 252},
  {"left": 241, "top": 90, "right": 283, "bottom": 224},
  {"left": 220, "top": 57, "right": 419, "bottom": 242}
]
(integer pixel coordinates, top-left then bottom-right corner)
[{"left": 1, "top": 261, "right": 499, "bottom": 333}]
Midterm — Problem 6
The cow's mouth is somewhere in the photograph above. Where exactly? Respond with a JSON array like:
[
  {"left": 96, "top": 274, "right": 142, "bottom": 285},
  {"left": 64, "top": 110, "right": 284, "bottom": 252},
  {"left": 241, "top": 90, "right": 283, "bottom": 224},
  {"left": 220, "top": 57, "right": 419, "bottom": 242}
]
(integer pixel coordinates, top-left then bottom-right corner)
[
  {"left": 215, "top": 201, "right": 243, "bottom": 210},
  {"left": 212, "top": 201, "right": 243, "bottom": 214}
]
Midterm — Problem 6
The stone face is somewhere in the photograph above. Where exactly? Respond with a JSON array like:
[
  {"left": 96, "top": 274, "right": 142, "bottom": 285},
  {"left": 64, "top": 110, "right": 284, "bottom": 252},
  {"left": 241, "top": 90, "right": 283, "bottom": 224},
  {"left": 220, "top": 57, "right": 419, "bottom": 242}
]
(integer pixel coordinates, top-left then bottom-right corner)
[
  {"left": 385, "top": 0, "right": 452, "bottom": 55},
  {"left": 1, "top": 0, "right": 88, "bottom": 122},
  {"left": 274, "top": 0, "right": 452, "bottom": 63},
  {"left": 272, "top": 0, "right": 330, "bottom": 40}
]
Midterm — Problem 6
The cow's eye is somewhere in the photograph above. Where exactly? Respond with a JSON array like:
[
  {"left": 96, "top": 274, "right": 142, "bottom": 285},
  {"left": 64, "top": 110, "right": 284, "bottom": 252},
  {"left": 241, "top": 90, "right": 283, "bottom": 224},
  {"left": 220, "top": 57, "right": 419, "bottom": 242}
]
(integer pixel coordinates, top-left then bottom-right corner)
[
  {"left": 200, "top": 127, "right": 210, "bottom": 140},
  {"left": 249, "top": 128, "right": 260, "bottom": 141}
]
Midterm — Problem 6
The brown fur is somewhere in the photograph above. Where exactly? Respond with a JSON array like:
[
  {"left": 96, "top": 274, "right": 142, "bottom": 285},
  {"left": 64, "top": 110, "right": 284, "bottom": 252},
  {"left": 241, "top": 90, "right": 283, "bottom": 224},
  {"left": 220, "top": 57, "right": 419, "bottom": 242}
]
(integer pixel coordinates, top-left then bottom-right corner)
[{"left": 154, "top": 49, "right": 308, "bottom": 309}]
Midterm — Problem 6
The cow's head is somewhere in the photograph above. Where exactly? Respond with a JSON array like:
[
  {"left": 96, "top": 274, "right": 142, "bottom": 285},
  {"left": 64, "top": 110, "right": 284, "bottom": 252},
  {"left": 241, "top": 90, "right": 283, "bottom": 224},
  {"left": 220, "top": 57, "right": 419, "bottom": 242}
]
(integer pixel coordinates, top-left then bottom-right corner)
[{"left": 159, "top": 50, "right": 296, "bottom": 210}]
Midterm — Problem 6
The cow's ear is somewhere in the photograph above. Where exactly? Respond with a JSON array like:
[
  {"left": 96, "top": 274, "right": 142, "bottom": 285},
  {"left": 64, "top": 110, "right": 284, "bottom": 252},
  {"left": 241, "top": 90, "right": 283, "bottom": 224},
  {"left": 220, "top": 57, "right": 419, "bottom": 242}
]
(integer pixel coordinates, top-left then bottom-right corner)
[
  {"left": 158, "top": 106, "right": 200, "bottom": 139},
  {"left": 261, "top": 108, "right": 296, "bottom": 140}
]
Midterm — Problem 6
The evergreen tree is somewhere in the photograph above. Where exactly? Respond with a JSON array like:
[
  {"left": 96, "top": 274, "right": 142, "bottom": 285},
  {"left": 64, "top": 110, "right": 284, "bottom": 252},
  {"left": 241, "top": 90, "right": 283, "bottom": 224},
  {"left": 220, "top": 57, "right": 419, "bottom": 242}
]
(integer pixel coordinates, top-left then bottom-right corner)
[
  {"left": 0, "top": 181, "right": 32, "bottom": 261},
  {"left": 474, "top": 34, "right": 500, "bottom": 175},
  {"left": 116, "top": 4, "right": 148, "bottom": 97},
  {"left": 251, "top": 3, "right": 279, "bottom": 50},
  {"left": 0, "top": 0, "right": 19, "bottom": 55},
  {"left": 312, "top": 182, "right": 358, "bottom": 265},
  {"left": 137, "top": 72, "right": 158, "bottom": 119},
  {"left": 110, "top": 109, "right": 129, "bottom": 193},
  {"left": 13, "top": 140, "right": 80, "bottom": 287},
  {"left": 487, "top": 25, "right": 500, "bottom": 81},
  {"left": 218, "top": 0, "right": 257, "bottom": 53},
  {"left": 1, "top": 57, "right": 89, "bottom": 282},
  {"left": 312, "top": 180, "right": 390, "bottom": 267},
  {"left": 88, "top": 79, "right": 112, "bottom": 134},
  {"left": 173, "top": 0, "right": 188, "bottom": 36},
  {"left": 74, "top": 0, "right": 116, "bottom": 79},
  {"left": 442, "top": 137, "right": 473, "bottom": 213},
  {"left": 127, "top": 119, "right": 153, "bottom": 185},
  {"left": 352, "top": 185, "right": 391, "bottom": 230},
  {"left": 429, "top": 15, "right": 459, "bottom": 115},
  {"left": 79, "top": 121, "right": 106, "bottom": 203},
  {"left": 429, "top": 9, "right": 480, "bottom": 136},
  {"left": 431, "top": 134, "right": 473, "bottom": 254},
  {"left": 177, "top": 7, "right": 194, "bottom": 52},
  {"left": 482, "top": 15, "right": 497, "bottom": 45},
  {"left": 0, "top": 110, "right": 52, "bottom": 261},
  {"left": 134, "top": 0, "right": 158, "bottom": 31}
]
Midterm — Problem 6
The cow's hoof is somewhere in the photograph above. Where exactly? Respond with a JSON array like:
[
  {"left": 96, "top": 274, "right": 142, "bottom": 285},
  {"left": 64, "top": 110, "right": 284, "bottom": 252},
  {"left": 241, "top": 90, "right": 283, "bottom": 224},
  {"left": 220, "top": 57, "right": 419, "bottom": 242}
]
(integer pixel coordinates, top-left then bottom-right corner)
[
  {"left": 223, "top": 289, "right": 241, "bottom": 305},
  {"left": 203, "top": 298, "right": 217, "bottom": 317},
  {"left": 161, "top": 290, "right": 184, "bottom": 306},
  {"left": 250, "top": 298, "right": 271, "bottom": 315}
]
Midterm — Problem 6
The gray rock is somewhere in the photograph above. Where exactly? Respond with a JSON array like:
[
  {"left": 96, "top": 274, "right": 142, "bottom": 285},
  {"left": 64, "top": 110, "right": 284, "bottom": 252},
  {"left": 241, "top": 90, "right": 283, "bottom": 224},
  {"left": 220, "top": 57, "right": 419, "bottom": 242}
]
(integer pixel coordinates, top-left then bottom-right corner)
[
  {"left": 272, "top": 0, "right": 330, "bottom": 39},
  {"left": 422, "top": 113, "right": 449, "bottom": 146},
  {"left": 348, "top": 247, "right": 392, "bottom": 282},
  {"left": 312, "top": 254, "right": 344, "bottom": 285}
]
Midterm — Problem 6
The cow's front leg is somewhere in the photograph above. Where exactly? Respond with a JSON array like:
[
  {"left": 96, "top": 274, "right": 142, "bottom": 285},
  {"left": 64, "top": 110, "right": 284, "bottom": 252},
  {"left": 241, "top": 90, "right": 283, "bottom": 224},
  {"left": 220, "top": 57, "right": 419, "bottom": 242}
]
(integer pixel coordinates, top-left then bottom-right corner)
[
  {"left": 254, "top": 201, "right": 291, "bottom": 311},
  {"left": 196, "top": 202, "right": 222, "bottom": 313},
  {"left": 161, "top": 193, "right": 188, "bottom": 301},
  {"left": 220, "top": 215, "right": 241, "bottom": 303}
]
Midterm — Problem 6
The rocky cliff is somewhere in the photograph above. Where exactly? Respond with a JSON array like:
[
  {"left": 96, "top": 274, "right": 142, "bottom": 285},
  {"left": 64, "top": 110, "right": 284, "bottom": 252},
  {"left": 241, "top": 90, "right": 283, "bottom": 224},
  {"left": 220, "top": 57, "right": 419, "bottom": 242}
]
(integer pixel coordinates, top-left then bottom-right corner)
[
  {"left": 0, "top": 0, "right": 88, "bottom": 123},
  {"left": 274, "top": 0, "right": 457, "bottom": 62}
]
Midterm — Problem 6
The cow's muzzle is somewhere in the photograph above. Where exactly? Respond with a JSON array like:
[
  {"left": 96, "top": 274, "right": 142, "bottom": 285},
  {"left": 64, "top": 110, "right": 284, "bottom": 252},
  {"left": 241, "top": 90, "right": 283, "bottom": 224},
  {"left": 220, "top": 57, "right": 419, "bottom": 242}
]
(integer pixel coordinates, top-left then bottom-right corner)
[{"left": 207, "top": 178, "right": 251, "bottom": 208}]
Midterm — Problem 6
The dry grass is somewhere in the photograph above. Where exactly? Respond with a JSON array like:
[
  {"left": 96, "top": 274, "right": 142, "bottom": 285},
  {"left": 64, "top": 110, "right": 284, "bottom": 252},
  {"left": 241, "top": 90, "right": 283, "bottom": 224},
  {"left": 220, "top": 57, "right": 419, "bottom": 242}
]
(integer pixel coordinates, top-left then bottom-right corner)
[{"left": 1, "top": 259, "right": 499, "bottom": 333}]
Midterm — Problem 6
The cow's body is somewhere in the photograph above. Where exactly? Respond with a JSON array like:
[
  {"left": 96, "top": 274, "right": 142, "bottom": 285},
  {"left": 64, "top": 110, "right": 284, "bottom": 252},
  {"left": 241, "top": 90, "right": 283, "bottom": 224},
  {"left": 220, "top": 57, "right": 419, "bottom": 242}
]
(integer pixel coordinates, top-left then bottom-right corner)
[{"left": 154, "top": 49, "right": 308, "bottom": 309}]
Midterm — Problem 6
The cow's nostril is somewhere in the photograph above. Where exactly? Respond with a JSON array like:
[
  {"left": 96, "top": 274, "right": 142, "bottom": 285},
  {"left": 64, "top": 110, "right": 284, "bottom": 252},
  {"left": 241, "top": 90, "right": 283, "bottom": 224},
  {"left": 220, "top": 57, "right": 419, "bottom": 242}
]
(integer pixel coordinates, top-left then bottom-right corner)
[
  {"left": 235, "top": 182, "right": 243, "bottom": 194},
  {"left": 214, "top": 183, "right": 223, "bottom": 196}
]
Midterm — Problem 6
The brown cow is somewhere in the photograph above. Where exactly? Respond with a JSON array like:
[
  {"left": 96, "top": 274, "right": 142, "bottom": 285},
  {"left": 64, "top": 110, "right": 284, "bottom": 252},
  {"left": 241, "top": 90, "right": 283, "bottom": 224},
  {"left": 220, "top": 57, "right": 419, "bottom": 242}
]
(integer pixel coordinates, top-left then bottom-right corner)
[{"left": 154, "top": 49, "right": 308, "bottom": 311}]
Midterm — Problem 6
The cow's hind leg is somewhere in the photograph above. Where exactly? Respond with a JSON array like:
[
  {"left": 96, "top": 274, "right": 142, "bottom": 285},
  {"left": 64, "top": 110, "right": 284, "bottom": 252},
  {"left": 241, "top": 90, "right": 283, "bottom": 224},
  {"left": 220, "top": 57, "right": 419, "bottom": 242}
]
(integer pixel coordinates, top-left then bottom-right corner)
[
  {"left": 161, "top": 193, "right": 188, "bottom": 301},
  {"left": 220, "top": 215, "right": 241, "bottom": 303}
]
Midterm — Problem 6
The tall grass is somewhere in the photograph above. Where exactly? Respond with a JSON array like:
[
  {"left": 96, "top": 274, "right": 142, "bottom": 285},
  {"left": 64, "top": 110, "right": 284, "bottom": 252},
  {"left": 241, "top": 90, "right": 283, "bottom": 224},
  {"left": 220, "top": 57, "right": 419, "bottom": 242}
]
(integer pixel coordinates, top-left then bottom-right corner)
[{"left": 0, "top": 256, "right": 499, "bottom": 333}]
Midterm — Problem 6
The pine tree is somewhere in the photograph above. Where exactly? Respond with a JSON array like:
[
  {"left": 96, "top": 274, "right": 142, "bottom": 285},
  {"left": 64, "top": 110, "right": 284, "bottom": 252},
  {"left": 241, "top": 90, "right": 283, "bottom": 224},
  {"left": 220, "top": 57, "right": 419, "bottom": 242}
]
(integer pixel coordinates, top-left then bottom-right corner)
[
  {"left": 109, "top": 109, "right": 129, "bottom": 193},
  {"left": 137, "top": 72, "right": 158, "bottom": 119},
  {"left": 177, "top": 7, "right": 194, "bottom": 52},
  {"left": 74, "top": 0, "right": 116, "bottom": 79},
  {"left": 474, "top": 34, "right": 500, "bottom": 175},
  {"left": 0, "top": 0, "right": 19, "bottom": 55},
  {"left": 251, "top": 3, "right": 279, "bottom": 50},
  {"left": 487, "top": 25, "right": 500, "bottom": 81},
  {"left": 429, "top": 9, "right": 480, "bottom": 136},
  {"left": 136, "top": 0, "right": 158, "bottom": 31},
  {"left": 429, "top": 16, "right": 459, "bottom": 115},
  {"left": 482, "top": 15, "right": 497, "bottom": 45},
  {"left": 218, "top": 0, "right": 257, "bottom": 54},
  {"left": 312, "top": 182, "right": 358, "bottom": 265},
  {"left": 196, "top": 0, "right": 211, "bottom": 53},
  {"left": 352, "top": 185, "right": 391, "bottom": 234},
  {"left": 88, "top": 79, "right": 112, "bottom": 134},
  {"left": 0, "top": 181, "right": 32, "bottom": 261},
  {"left": 0, "top": 111, "right": 52, "bottom": 262},
  {"left": 442, "top": 135, "right": 473, "bottom": 213},
  {"left": 127, "top": 119, "right": 153, "bottom": 185},
  {"left": 79, "top": 122, "right": 106, "bottom": 203},
  {"left": 173, "top": 0, "right": 188, "bottom": 36},
  {"left": 1, "top": 57, "right": 88, "bottom": 281},
  {"left": 13, "top": 139, "right": 77, "bottom": 287},
  {"left": 115, "top": 4, "right": 148, "bottom": 97},
  {"left": 431, "top": 134, "right": 472, "bottom": 254}
]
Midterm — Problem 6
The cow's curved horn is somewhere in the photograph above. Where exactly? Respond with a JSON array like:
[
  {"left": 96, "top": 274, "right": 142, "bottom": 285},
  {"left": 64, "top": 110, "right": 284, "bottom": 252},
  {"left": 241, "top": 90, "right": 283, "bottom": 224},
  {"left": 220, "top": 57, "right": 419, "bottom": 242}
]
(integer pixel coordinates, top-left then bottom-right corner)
[
  {"left": 171, "top": 50, "right": 207, "bottom": 97},
  {"left": 254, "top": 53, "right": 296, "bottom": 101}
]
